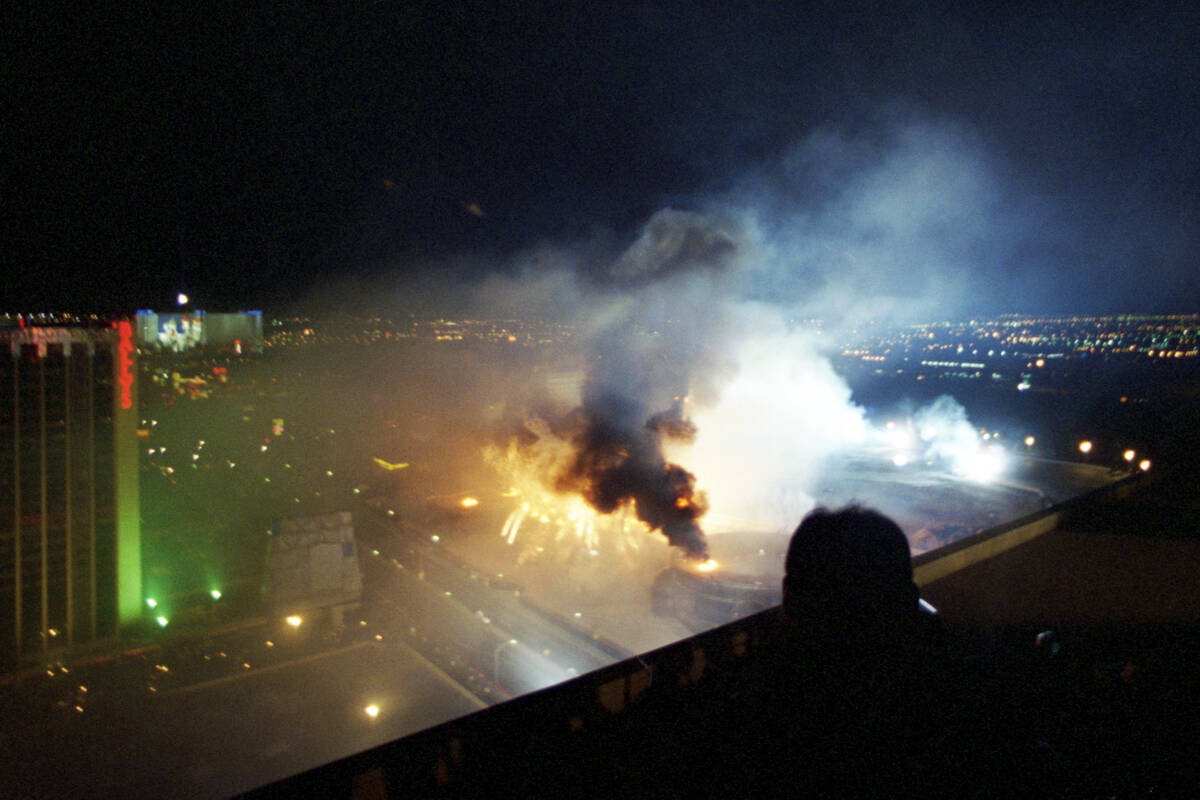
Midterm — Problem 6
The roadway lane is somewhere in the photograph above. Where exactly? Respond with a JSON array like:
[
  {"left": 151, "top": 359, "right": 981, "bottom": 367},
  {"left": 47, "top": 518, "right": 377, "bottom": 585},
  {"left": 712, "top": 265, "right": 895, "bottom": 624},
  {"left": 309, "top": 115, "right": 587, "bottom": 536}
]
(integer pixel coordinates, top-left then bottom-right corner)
[
  {"left": 2, "top": 637, "right": 485, "bottom": 799},
  {"left": 358, "top": 509, "right": 624, "bottom": 693}
]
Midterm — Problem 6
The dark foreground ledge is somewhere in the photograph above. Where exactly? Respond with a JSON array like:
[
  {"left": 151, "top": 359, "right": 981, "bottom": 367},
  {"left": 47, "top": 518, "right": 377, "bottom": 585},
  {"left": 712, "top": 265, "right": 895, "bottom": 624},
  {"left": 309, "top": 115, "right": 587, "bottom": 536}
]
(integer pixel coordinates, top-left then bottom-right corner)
[{"left": 245, "top": 470, "right": 1200, "bottom": 798}]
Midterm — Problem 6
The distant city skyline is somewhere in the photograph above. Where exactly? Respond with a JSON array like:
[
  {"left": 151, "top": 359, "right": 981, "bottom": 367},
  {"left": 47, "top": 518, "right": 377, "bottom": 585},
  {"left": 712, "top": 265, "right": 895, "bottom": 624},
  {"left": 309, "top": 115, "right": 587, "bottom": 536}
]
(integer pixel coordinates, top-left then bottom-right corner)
[{"left": 6, "top": 3, "right": 1200, "bottom": 315}]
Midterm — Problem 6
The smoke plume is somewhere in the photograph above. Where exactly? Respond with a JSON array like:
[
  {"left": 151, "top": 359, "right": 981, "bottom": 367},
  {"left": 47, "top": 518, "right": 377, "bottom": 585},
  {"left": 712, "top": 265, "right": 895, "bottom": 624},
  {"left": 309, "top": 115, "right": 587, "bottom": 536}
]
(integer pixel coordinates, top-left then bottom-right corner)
[
  {"left": 542, "top": 208, "right": 751, "bottom": 558},
  {"left": 473, "top": 109, "right": 1024, "bottom": 548}
]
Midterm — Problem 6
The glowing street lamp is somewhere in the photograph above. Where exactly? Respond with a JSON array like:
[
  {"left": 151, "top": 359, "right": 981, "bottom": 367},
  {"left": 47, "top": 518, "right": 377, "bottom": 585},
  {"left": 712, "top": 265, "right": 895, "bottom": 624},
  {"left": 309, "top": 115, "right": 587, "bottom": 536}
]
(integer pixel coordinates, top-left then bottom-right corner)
[
  {"left": 146, "top": 597, "right": 158, "bottom": 610},
  {"left": 156, "top": 616, "right": 169, "bottom": 628},
  {"left": 363, "top": 704, "right": 380, "bottom": 719},
  {"left": 1024, "top": 436, "right": 1036, "bottom": 448},
  {"left": 1123, "top": 449, "right": 1136, "bottom": 463},
  {"left": 1078, "top": 440, "right": 1093, "bottom": 455},
  {"left": 285, "top": 615, "right": 302, "bottom": 628},
  {"left": 1139, "top": 459, "right": 1151, "bottom": 472},
  {"left": 210, "top": 589, "right": 222, "bottom": 601}
]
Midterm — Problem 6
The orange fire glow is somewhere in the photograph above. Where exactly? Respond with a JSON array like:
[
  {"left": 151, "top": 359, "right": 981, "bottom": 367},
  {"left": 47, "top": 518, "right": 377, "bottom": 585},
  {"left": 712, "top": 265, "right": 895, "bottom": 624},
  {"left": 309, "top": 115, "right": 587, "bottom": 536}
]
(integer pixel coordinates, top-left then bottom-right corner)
[{"left": 485, "top": 421, "right": 655, "bottom": 560}]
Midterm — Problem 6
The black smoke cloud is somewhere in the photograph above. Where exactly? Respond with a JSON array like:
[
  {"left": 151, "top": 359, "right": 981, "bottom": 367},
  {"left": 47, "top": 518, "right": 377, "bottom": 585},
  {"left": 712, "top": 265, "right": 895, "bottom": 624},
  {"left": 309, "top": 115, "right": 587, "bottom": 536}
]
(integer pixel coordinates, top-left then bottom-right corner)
[
  {"left": 559, "top": 208, "right": 751, "bottom": 558},
  {"left": 554, "top": 399, "right": 708, "bottom": 558}
]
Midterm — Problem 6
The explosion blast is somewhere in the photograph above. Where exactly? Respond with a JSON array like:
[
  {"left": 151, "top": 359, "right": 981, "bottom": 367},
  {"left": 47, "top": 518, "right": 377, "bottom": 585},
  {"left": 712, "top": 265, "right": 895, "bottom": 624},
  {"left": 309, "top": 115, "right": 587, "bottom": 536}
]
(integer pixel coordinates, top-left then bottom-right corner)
[
  {"left": 486, "top": 208, "right": 747, "bottom": 560},
  {"left": 556, "top": 399, "right": 709, "bottom": 559}
]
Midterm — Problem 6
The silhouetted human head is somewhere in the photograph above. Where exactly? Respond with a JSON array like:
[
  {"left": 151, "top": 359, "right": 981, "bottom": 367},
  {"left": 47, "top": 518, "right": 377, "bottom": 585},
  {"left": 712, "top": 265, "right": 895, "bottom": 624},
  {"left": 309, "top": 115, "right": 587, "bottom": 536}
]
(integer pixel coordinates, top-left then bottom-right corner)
[{"left": 782, "top": 505, "right": 919, "bottom": 629}]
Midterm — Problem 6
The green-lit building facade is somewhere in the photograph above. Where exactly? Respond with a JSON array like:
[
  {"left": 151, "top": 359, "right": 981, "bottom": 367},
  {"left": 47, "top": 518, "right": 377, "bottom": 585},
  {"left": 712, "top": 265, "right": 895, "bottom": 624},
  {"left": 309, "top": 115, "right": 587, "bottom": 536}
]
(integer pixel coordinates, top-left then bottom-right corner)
[{"left": 0, "top": 323, "right": 141, "bottom": 668}]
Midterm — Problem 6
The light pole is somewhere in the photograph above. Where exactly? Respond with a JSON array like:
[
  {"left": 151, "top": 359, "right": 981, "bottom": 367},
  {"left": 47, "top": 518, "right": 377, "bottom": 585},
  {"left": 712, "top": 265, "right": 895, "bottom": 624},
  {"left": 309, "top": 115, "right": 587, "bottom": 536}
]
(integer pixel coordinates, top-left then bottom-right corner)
[{"left": 494, "top": 639, "right": 518, "bottom": 687}]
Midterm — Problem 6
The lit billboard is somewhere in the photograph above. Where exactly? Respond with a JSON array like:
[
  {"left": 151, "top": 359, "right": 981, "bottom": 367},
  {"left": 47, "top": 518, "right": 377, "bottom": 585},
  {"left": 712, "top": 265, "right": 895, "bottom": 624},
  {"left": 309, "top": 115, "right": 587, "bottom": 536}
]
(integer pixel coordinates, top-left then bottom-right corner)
[{"left": 136, "top": 310, "right": 263, "bottom": 353}]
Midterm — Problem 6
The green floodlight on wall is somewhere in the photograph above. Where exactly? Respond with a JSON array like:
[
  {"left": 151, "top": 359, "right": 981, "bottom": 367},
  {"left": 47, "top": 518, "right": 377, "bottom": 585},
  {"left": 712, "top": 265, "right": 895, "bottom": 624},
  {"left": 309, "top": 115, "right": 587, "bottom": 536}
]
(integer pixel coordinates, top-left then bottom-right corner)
[
  {"left": 156, "top": 616, "right": 169, "bottom": 628},
  {"left": 146, "top": 598, "right": 158, "bottom": 610}
]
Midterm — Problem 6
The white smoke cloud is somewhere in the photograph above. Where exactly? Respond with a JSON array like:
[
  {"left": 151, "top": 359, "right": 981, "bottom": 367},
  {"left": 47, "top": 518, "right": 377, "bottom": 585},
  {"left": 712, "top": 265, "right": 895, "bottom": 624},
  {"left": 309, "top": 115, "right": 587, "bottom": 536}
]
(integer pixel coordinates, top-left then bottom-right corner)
[
  {"left": 912, "top": 395, "right": 1007, "bottom": 482},
  {"left": 664, "top": 306, "right": 867, "bottom": 531},
  {"left": 467, "top": 109, "right": 1017, "bottom": 543},
  {"left": 735, "top": 109, "right": 1026, "bottom": 329}
]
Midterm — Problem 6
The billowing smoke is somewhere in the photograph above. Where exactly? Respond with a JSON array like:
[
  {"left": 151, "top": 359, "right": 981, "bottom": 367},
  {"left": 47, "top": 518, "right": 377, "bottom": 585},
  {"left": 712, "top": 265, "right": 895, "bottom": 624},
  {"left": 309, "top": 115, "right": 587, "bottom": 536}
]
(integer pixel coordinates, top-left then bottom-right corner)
[
  {"left": 539, "top": 208, "right": 753, "bottom": 558},
  {"left": 473, "top": 110, "right": 1023, "bottom": 550},
  {"left": 913, "top": 395, "right": 1007, "bottom": 482},
  {"left": 553, "top": 400, "right": 709, "bottom": 557},
  {"left": 662, "top": 313, "right": 867, "bottom": 532},
  {"left": 731, "top": 110, "right": 1031, "bottom": 328}
]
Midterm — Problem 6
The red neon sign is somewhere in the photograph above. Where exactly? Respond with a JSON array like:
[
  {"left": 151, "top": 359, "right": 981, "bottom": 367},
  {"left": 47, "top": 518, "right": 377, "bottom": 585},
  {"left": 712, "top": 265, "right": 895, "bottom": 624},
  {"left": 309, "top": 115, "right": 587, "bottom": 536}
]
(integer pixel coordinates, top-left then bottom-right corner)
[{"left": 117, "top": 320, "right": 134, "bottom": 410}]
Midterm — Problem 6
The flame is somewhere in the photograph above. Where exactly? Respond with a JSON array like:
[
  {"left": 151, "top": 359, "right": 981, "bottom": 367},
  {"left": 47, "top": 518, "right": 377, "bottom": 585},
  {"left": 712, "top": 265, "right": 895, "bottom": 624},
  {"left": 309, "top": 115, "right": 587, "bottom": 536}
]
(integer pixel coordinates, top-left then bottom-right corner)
[
  {"left": 459, "top": 496, "right": 479, "bottom": 508},
  {"left": 696, "top": 558, "right": 719, "bottom": 572},
  {"left": 485, "top": 423, "right": 652, "bottom": 560},
  {"left": 674, "top": 496, "right": 691, "bottom": 509}
]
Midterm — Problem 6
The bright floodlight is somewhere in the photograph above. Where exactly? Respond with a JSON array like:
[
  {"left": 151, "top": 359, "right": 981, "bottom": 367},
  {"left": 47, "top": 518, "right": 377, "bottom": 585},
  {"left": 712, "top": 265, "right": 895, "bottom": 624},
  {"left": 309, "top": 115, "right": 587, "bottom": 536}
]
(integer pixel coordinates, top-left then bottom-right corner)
[
  {"left": 210, "top": 589, "right": 222, "bottom": 600},
  {"left": 1024, "top": 436, "right": 1035, "bottom": 447},
  {"left": 146, "top": 597, "right": 157, "bottom": 609},
  {"left": 285, "top": 615, "right": 302, "bottom": 628},
  {"left": 460, "top": 496, "right": 479, "bottom": 508},
  {"left": 176, "top": 292, "right": 189, "bottom": 306},
  {"left": 1078, "top": 440, "right": 1093, "bottom": 454},
  {"left": 1139, "top": 459, "right": 1151, "bottom": 472},
  {"left": 364, "top": 704, "right": 379, "bottom": 718},
  {"left": 1123, "top": 449, "right": 1136, "bottom": 462},
  {"left": 156, "top": 616, "right": 169, "bottom": 628}
]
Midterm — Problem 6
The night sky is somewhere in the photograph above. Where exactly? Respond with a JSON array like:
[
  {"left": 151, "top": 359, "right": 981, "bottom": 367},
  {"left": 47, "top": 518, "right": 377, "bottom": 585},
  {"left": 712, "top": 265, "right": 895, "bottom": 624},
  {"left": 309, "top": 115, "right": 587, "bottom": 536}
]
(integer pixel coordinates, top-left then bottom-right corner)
[{"left": 6, "top": 2, "right": 1199, "bottom": 315}]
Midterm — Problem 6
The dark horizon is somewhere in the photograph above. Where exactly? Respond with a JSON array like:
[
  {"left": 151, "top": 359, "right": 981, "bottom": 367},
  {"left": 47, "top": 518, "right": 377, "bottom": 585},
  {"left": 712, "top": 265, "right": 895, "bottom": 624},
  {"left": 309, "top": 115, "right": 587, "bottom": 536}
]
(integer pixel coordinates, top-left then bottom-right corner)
[{"left": 6, "top": 2, "right": 1200, "bottom": 316}]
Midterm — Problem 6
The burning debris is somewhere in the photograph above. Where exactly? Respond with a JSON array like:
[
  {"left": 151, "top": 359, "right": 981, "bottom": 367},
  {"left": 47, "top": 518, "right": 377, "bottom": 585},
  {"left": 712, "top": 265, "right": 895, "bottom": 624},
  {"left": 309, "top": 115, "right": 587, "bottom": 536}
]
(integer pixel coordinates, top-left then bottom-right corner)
[
  {"left": 555, "top": 400, "right": 709, "bottom": 559},
  {"left": 488, "top": 404, "right": 710, "bottom": 560}
]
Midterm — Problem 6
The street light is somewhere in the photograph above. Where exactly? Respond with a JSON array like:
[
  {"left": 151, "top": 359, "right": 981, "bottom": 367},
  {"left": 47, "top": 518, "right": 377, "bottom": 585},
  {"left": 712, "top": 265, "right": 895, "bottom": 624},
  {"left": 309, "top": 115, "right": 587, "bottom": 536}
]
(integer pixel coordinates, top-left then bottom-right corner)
[
  {"left": 494, "top": 639, "right": 518, "bottom": 686},
  {"left": 1078, "top": 440, "right": 1093, "bottom": 455},
  {"left": 1123, "top": 449, "right": 1136, "bottom": 463}
]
